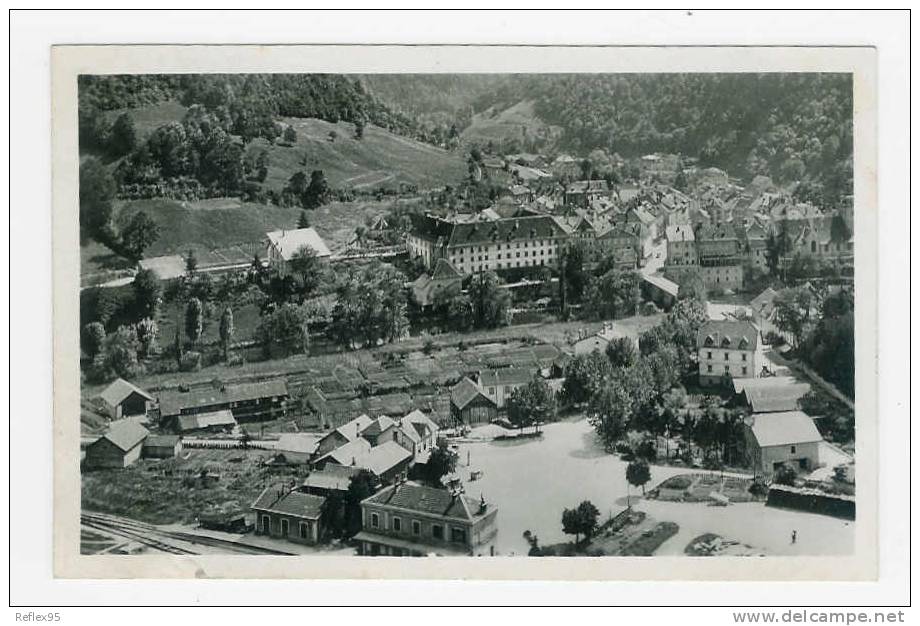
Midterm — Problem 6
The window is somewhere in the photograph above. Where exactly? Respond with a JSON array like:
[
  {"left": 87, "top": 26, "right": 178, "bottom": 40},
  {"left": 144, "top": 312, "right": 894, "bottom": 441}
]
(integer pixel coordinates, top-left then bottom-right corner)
[
  {"left": 488, "top": 387, "right": 495, "bottom": 395},
  {"left": 432, "top": 524, "right": 444, "bottom": 540},
  {"left": 451, "top": 527, "right": 467, "bottom": 543},
  {"left": 299, "top": 522, "right": 309, "bottom": 539},
  {"left": 724, "top": 365, "right": 730, "bottom": 373},
  {"left": 724, "top": 353, "right": 729, "bottom": 361},
  {"left": 392, "top": 517, "right": 402, "bottom": 532},
  {"left": 412, "top": 520, "right": 421, "bottom": 536},
  {"left": 707, "top": 351, "right": 712, "bottom": 360},
  {"left": 280, "top": 518, "right": 289, "bottom": 537},
  {"left": 741, "top": 353, "right": 747, "bottom": 361},
  {"left": 790, "top": 445, "right": 796, "bottom": 454},
  {"left": 742, "top": 366, "right": 748, "bottom": 375},
  {"left": 371, "top": 513, "right": 379, "bottom": 528},
  {"left": 261, "top": 515, "right": 270, "bottom": 534},
  {"left": 707, "top": 365, "right": 713, "bottom": 373}
]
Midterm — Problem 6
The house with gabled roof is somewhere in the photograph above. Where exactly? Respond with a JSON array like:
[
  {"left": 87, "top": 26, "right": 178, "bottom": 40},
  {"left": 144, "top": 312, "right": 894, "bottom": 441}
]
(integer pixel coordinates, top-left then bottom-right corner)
[
  {"left": 697, "top": 320, "right": 759, "bottom": 386},
  {"left": 743, "top": 411, "right": 823, "bottom": 475},
  {"left": 409, "top": 258, "right": 463, "bottom": 309},
  {"left": 265, "top": 227, "right": 331, "bottom": 275},
  {"left": 449, "top": 377, "right": 497, "bottom": 426},
  {"left": 84, "top": 420, "right": 150, "bottom": 469},
  {"left": 477, "top": 367, "right": 534, "bottom": 409},
  {"left": 97, "top": 378, "right": 155, "bottom": 420},
  {"left": 355, "top": 481, "right": 498, "bottom": 556},
  {"left": 252, "top": 485, "right": 326, "bottom": 545}
]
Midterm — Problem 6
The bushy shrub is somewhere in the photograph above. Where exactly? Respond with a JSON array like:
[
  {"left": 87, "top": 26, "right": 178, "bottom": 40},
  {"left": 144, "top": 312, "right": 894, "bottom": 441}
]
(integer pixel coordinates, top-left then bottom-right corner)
[
  {"left": 226, "top": 353, "right": 245, "bottom": 367},
  {"left": 179, "top": 351, "right": 202, "bottom": 372},
  {"left": 773, "top": 462, "right": 798, "bottom": 486}
]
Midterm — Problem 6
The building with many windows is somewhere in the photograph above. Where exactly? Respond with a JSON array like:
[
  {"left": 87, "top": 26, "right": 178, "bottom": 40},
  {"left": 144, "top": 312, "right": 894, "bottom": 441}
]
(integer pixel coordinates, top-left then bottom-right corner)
[
  {"left": 251, "top": 485, "right": 325, "bottom": 545},
  {"left": 665, "top": 224, "right": 697, "bottom": 267},
  {"left": 697, "top": 320, "right": 759, "bottom": 386},
  {"left": 696, "top": 222, "right": 744, "bottom": 291},
  {"left": 355, "top": 481, "right": 499, "bottom": 556},
  {"left": 407, "top": 213, "right": 569, "bottom": 275}
]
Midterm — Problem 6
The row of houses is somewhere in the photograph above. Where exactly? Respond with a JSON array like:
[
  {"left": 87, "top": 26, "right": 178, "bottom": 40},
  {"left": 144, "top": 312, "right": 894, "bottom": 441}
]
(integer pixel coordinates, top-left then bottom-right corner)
[{"left": 252, "top": 478, "right": 499, "bottom": 556}]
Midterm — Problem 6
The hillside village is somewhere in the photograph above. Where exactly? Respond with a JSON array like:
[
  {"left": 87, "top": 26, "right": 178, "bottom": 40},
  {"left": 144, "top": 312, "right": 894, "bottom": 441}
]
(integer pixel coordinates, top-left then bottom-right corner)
[{"left": 78, "top": 74, "right": 856, "bottom": 558}]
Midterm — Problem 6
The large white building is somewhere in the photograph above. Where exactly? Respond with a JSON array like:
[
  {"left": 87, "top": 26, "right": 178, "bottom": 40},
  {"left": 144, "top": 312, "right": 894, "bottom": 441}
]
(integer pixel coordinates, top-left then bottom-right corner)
[
  {"left": 265, "top": 227, "right": 332, "bottom": 274},
  {"left": 697, "top": 319, "right": 759, "bottom": 386},
  {"left": 407, "top": 214, "right": 570, "bottom": 275}
]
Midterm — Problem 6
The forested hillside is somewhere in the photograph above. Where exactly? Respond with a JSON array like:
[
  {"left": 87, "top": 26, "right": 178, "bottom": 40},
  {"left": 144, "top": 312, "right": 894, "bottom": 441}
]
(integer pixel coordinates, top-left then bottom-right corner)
[
  {"left": 79, "top": 73, "right": 419, "bottom": 145},
  {"left": 464, "top": 74, "right": 854, "bottom": 207}
]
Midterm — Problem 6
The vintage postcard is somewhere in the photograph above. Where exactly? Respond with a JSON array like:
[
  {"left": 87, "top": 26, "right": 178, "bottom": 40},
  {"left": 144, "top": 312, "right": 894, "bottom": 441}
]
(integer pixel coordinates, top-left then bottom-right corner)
[{"left": 52, "top": 44, "right": 877, "bottom": 580}]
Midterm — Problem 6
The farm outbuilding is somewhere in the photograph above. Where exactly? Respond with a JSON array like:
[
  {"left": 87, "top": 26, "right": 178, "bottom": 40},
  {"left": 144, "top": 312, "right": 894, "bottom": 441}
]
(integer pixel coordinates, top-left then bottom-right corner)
[
  {"left": 744, "top": 411, "right": 823, "bottom": 476},
  {"left": 84, "top": 420, "right": 149, "bottom": 469},
  {"left": 96, "top": 378, "right": 155, "bottom": 420},
  {"left": 450, "top": 377, "right": 497, "bottom": 426},
  {"left": 142, "top": 434, "right": 183, "bottom": 459}
]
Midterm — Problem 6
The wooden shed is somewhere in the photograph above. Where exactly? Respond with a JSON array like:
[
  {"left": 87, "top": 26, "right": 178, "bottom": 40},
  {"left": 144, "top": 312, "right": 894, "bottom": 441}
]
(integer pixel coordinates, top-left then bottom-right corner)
[
  {"left": 97, "top": 378, "right": 155, "bottom": 420},
  {"left": 142, "top": 434, "right": 183, "bottom": 459},
  {"left": 84, "top": 420, "right": 149, "bottom": 469},
  {"left": 450, "top": 377, "right": 497, "bottom": 426}
]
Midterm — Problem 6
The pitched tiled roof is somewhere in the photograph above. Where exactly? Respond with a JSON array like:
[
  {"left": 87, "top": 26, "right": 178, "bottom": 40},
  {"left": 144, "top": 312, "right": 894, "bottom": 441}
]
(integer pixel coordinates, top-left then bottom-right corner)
[
  {"left": 362, "top": 441, "right": 413, "bottom": 476},
  {"left": 333, "top": 414, "right": 375, "bottom": 442},
  {"left": 251, "top": 486, "right": 325, "bottom": 519},
  {"left": 98, "top": 420, "right": 149, "bottom": 452},
  {"left": 450, "top": 377, "right": 494, "bottom": 411},
  {"left": 99, "top": 378, "right": 154, "bottom": 408},
  {"left": 302, "top": 464, "right": 360, "bottom": 492},
  {"left": 478, "top": 367, "right": 534, "bottom": 388},
  {"left": 446, "top": 215, "right": 568, "bottom": 247},
  {"left": 318, "top": 437, "right": 373, "bottom": 467},
  {"left": 697, "top": 320, "right": 759, "bottom": 350},
  {"left": 363, "top": 481, "right": 487, "bottom": 521},
  {"left": 749, "top": 411, "right": 822, "bottom": 447},
  {"left": 159, "top": 380, "right": 288, "bottom": 417},
  {"left": 144, "top": 434, "right": 181, "bottom": 448},
  {"left": 743, "top": 383, "right": 812, "bottom": 414},
  {"left": 266, "top": 227, "right": 331, "bottom": 260},
  {"left": 176, "top": 409, "right": 237, "bottom": 432},
  {"left": 276, "top": 433, "right": 321, "bottom": 455}
]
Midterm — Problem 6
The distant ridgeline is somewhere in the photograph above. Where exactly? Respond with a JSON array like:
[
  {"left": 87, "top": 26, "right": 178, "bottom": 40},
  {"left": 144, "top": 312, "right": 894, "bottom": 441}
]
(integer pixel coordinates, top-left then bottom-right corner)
[{"left": 77, "top": 73, "right": 854, "bottom": 208}]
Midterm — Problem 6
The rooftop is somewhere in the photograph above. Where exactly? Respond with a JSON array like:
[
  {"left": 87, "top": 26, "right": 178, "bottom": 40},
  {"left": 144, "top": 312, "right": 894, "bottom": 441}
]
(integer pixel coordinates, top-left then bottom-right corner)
[
  {"left": 98, "top": 378, "right": 154, "bottom": 408},
  {"left": 266, "top": 227, "right": 332, "bottom": 260},
  {"left": 96, "top": 420, "right": 149, "bottom": 452},
  {"left": 698, "top": 320, "right": 759, "bottom": 351},
  {"left": 362, "top": 481, "right": 490, "bottom": 522},
  {"left": 159, "top": 379, "right": 289, "bottom": 417},
  {"left": 251, "top": 486, "right": 326, "bottom": 520},
  {"left": 450, "top": 377, "right": 494, "bottom": 411},
  {"left": 749, "top": 411, "right": 822, "bottom": 448},
  {"left": 478, "top": 366, "right": 534, "bottom": 388},
  {"left": 175, "top": 409, "right": 237, "bottom": 433}
]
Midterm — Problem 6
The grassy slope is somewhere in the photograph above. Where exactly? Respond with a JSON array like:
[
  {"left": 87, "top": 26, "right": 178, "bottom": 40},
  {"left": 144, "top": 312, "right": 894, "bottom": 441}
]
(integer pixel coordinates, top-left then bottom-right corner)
[
  {"left": 258, "top": 117, "right": 466, "bottom": 191},
  {"left": 104, "top": 100, "right": 466, "bottom": 191},
  {"left": 115, "top": 197, "right": 394, "bottom": 259},
  {"left": 460, "top": 99, "right": 558, "bottom": 147}
]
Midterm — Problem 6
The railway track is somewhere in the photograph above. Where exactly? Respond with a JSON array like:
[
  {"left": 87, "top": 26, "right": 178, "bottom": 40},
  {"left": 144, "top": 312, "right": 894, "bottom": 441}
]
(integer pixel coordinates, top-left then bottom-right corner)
[
  {"left": 81, "top": 513, "right": 198, "bottom": 555},
  {"left": 81, "top": 512, "right": 294, "bottom": 556}
]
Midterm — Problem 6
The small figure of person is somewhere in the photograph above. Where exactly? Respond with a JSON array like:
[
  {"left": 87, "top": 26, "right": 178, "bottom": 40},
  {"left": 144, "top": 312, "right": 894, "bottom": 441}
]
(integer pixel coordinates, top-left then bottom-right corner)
[{"left": 791, "top": 530, "right": 797, "bottom": 544}]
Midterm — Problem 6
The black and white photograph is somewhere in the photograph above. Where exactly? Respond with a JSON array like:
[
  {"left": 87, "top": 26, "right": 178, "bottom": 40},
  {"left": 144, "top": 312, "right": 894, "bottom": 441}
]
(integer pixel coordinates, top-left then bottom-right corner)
[
  {"left": 71, "top": 66, "right": 864, "bottom": 563},
  {"left": 6, "top": 7, "right": 912, "bottom": 616}
]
